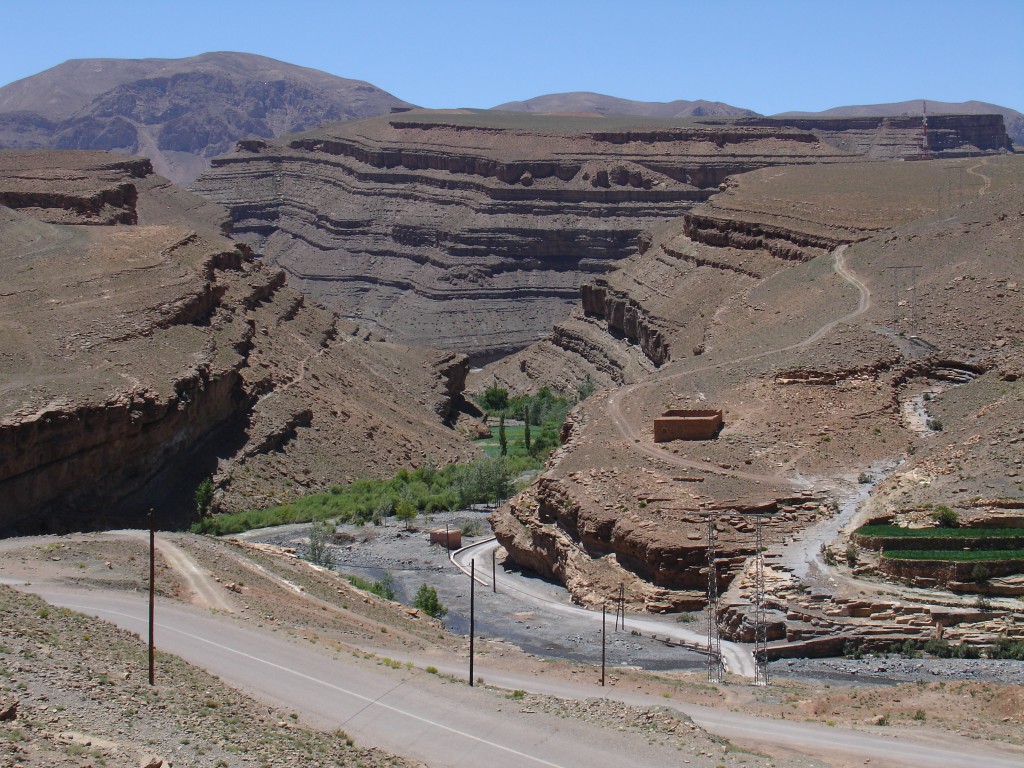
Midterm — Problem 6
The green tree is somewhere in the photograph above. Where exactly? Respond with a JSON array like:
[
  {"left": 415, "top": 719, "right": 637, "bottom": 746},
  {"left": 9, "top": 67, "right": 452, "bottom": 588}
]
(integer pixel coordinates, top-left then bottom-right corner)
[
  {"left": 372, "top": 497, "right": 395, "bottom": 526},
  {"left": 195, "top": 476, "right": 215, "bottom": 517},
  {"left": 498, "top": 414, "right": 507, "bottom": 456},
  {"left": 480, "top": 383, "right": 508, "bottom": 413},
  {"left": 414, "top": 583, "right": 447, "bottom": 618},
  {"left": 395, "top": 497, "right": 417, "bottom": 530},
  {"left": 306, "top": 520, "right": 335, "bottom": 568},
  {"left": 523, "top": 411, "right": 531, "bottom": 453},
  {"left": 372, "top": 572, "right": 396, "bottom": 600}
]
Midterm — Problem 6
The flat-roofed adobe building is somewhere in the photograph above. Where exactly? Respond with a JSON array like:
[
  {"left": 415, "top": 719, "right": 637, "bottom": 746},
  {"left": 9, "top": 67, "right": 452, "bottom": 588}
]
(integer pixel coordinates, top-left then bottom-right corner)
[{"left": 653, "top": 409, "right": 723, "bottom": 442}]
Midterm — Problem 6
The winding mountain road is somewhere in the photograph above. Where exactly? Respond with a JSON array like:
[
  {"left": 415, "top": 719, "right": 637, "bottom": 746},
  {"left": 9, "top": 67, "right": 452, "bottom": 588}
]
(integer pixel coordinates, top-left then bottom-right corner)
[
  {"left": 451, "top": 537, "right": 757, "bottom": 677},
  {"left": 606, "top": 245, "right": 871, "bottom": 486}
]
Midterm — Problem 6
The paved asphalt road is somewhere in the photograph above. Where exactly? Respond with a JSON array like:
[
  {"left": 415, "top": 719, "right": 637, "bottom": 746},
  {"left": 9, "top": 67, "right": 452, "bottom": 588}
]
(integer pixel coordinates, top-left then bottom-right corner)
[
  {"left": 452, "top": 537, "right": 757, "bottom": 677},
  {"left": 14, "top": 580, "right": 1024, "bottom": 768}
]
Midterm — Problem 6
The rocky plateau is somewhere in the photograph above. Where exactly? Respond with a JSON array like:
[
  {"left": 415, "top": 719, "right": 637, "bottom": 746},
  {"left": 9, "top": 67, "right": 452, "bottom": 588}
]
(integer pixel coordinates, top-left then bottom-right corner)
[{"left": 195, "top": 109, "right": 1009, "bottom": 362}]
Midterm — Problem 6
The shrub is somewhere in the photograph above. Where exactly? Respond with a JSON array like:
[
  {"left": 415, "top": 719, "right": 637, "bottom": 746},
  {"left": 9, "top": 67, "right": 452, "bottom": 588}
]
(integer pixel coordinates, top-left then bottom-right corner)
[
  {"left": 845, "top": 543, "right": 859, "bottom": 567},
  {"left": 988, "top": 638, "right": 1024, "bottom": 660},
  {"left": 820, "top": 543, "right": 838, "bottom": 566},
  {"left": 858, "top": 472, "right": 874, "bottom": 484},
  {"left": 927, "top": 418, "right": 944, "bottom": 432},
  {"left": 576, "top": 375, "right": 596, "bottom": 402},
  {"left": 900, "top": 639, "right": 919, "bottom": 658},
  {"left": 414, "top": 584, "right": 447, "bottom": 618},
  {"left": 971, "top": 563, "right": 991, "bottom": 583},
  {"left": 479, "top": 383, "right": 509, "bottom": 413},
  {"left": 931, "top": 505, "right": 960, "bottom": 528},
  {"left": 195, "top": 477, "right": 215, "bottom": 517},
  {"left": 371, "top": 572, "right": 396, "bottom": 601},
  {"left": 843, "top": 639, "right": 863, "bottom": 660},
  {"left": 305, "top": 521, "right": 335, "bottom": 568}
]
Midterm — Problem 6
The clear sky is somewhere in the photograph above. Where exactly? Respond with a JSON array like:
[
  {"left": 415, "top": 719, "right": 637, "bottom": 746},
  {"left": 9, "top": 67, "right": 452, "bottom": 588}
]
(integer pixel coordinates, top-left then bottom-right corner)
[{"left": 2, "top": 0, "right": 1022, "bottom": 114}]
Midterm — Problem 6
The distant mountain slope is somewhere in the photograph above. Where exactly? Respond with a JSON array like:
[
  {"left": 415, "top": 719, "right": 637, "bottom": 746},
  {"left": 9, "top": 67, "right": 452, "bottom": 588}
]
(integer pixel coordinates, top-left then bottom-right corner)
[
  {"left": 0, "top": 52, "right": 412, "bottom": 184},
  {"left": 492, "top": 91, "right": 757, "bottom": 118},
  {"left": 776, "top": 99, "right": 1024, "bottom": 146}
]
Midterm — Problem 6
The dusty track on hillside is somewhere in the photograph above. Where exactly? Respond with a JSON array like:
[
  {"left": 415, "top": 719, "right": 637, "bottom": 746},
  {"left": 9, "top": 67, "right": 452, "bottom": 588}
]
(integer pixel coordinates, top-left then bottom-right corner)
[
  {"left": 966, "top": 156, "right": 992, "bottom": 197},
  {"left": 605, "top": 245, "right": 870, "bottom": 487},
  {"left": 114, "top": 530, "right": 236, "bottom": 613}
]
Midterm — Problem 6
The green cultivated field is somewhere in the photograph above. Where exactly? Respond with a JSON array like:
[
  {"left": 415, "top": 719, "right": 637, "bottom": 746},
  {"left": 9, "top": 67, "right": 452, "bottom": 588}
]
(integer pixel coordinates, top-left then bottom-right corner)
[
  {"left": 856, "top": 525, "right": 1024, "bottom": 539},
  {"left": 884, "top": 549, "right": 1024, "bottom": 562}
]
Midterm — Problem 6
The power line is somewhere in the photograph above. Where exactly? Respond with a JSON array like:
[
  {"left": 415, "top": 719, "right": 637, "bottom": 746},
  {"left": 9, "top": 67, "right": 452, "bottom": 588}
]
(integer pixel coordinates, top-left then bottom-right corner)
[
  {"left": 753, "top": 513, "right": 769, "bottom": 686},
  {"left": 706, "top": 511, "right": 723, "bottom": 683}
]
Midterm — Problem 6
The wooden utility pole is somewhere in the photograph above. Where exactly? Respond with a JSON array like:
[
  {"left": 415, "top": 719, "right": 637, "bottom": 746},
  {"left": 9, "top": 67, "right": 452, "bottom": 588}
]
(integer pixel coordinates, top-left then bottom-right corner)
[
  {"left": 148, "top": 508, "right": 155, "bottom": 686},
  {"left": 601, "top": 602, "right": 606, "bottom": 686},
  {"left": 615, "top": 582, "right": 625, "bottom": 631},
  {"left": 469, "top": 559, "right": 475, "bottom": 687}
]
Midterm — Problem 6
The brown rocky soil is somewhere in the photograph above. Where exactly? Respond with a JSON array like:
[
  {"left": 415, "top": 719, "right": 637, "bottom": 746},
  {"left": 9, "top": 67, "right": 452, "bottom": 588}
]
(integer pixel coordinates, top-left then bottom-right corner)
[
  {"left": 487, "top": 154, "right": 1024, "bottom": 637},
  {"left": 0, "top": 584, "right": 420, "bottom": 768},
  {"left": 0, "top": 150, "right": 477, "bottom": 533}
]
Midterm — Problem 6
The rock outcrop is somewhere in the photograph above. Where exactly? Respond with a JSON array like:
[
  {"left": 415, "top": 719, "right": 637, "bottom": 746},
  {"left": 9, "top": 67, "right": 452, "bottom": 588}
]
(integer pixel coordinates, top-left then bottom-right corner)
[
  {"left": 488, "top": 154, "right": 1024, "bottom": 615},
  {"left": 196, "top": 109, "right": 1012, "bottom": 362},
  {"left": 194, "top": 111, "right": 909, "bottom": 361},
  {"left": 0, "top": 150, "right": 474, "bottom": 533},
  {"left": 745, "top": 114, "right": 1013, "bottom": 157}
]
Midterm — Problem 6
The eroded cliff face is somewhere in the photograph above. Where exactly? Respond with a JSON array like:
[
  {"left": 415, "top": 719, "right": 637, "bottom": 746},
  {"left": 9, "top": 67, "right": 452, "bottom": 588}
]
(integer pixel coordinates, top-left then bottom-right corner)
[
  {"left": 0, "top": 151, "right": 475, "bottom": 533},
  {"left": 482, "top": 155, "right": 1011, "bottom": 393},
  {"left": 488, "top": 154, "right": 1024, "bottom": 612},
  {"left": 748, "top": 114, "right": 1013, "bottom": 157},
  {"left": 193, "top": 110, "right": 906, "bottom": 361}
]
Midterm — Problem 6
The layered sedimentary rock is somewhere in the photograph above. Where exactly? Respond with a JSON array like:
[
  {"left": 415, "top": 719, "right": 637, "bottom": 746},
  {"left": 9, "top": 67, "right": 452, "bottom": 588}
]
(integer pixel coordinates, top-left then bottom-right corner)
[
  {"left": 489, "top": 154, "right": 1024, "bottom": 612},
  {"left": 745, "top": 114, "right": 1013, "bottom": 157},
  {"left": 193, "top": 111, "right": 873, "bottom": 361},
  {"left": 0, "top": 151, "right": 474, "bottom": 533},
  {"left": 195, "top": 110, "right": 1011, "bottom": 361},
  {"left": 481, "top": 154, "right": 1014, "bottom": 394}
]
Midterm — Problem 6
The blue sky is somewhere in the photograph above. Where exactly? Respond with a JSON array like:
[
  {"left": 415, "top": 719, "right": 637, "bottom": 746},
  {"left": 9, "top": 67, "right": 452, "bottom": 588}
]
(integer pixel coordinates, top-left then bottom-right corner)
[{"left": 3, "top": 1, "right": 1022, "bottom": 114}]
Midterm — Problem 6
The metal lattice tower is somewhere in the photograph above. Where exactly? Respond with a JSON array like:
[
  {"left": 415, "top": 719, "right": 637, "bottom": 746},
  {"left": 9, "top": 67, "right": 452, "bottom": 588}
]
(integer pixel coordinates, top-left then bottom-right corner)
[
  {"left": 921, "top": 100, "right": 930, "bottom": 157},
  {"left": 753, "top": 514, "right": 769, "bottom": 686},
  {"left": 706, "top": 513, "right": 723, "bottom": 683}
]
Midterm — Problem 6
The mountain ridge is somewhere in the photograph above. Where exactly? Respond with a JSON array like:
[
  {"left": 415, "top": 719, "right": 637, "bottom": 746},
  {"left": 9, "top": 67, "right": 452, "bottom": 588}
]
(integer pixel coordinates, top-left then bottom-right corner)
[
  {"left": 0, "top": 52, "right": 411, "bottom": 184},
  {"left": 492, "top": 91, "right": 757, "bottom": 118}
]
